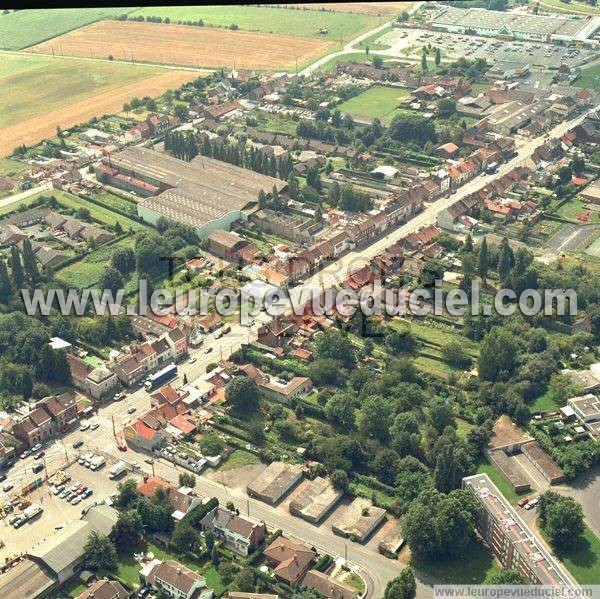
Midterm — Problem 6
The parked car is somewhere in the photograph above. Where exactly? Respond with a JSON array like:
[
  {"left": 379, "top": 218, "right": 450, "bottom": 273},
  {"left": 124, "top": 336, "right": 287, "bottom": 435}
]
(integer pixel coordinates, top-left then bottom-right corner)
[
  {"left": 90, "top": 422, "right": 100, "bottom": 430},
  {"left": 178, "top": 452, "right": 187, "bottom": 460},
  {"left": 20, "top": 450, "right": 30, "bottom": 459},
  {"left": 30, "top": 443, "right": 42, "bottom": 453},
  {"left": 131, "top": 461, "right": 140, "bottom": 469},
  {"left": 79, "top": 422, "right": 90, "bottom": 432},
  {"left": 71, "top": 495, "right": 82, "bottom": 505},
  {"left": 2, "top": 483, "right": 13, "bottom": 493},
  {"left": 53, "top": 485, "right": 65, "bottom": 496},
  {"left": 0, "top": 473, "right": 6, "bottom": 483},
  {"left": 144, "top": 458, "right": 154, "bottom": 465},
  {"left": 32, "top": 463, "right": 44, "bottom": 474},
  {"left": 34, "top": 451, "right": 45, "bottom": 460},
  {"left": 518, "top": 496, "right": 531, "bottom": 508},
  {"left": 127, "top": 406, "right": 137, "bottom": 414},
  {"left": 188, "top": 357, "right": 197, "bottom": 364},
  {"left": 81, "top": 488, "right": 94, "bottom": 499},
  {"left": 73, "top": 440, "right": 84, "bottom": 449},
  {"left": 137, "top": 587, "right": 150, "bottom": 598},
  {"left": 204, "top": 347, "right": 213, "bottom": 354},
  {"left": 60, "top": 489, "right": 70, "bottom": 499},
  {"left": 12, "top": 517, "right": 25, "bottom": 528}
]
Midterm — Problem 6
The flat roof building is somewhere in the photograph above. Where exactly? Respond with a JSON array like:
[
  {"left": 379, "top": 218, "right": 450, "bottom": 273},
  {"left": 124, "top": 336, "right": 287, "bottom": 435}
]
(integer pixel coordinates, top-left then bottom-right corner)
[
  {"left": 101, "top": 146, "right": 286, "bottom": 238},
  {"left": 289, "top": 476, "right": 343, "bottom": 524},
  {"left": 430, "top": 6, "right": 599, "bottom": 44},
  {"left": 331, "top": 497, "right": 386, "bottom": 543},
  {"left": 463, "top": 473, "right": 577, "bottom": 587},
  {"left": 247, "top": 461, "right": 304, "bottom": 504}
]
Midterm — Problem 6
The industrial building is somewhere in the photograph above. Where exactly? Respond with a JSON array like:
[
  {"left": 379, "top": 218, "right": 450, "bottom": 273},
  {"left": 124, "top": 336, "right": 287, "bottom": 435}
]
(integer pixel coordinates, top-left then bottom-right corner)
[
  {"left": 430, "top": 6, "right": 600, "bottom": 45},
  {"left": 463, "top": 474, "right": 576, "bottom": 587},
  {"left": 97, "top": 146, "right": 287, "bottom": 238}
]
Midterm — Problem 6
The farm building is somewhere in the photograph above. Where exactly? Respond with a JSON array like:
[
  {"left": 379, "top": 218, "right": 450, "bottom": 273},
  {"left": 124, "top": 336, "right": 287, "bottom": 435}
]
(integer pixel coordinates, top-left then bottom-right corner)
[{"left": 99, "top": 146, "right": 286, "bottom": 238}]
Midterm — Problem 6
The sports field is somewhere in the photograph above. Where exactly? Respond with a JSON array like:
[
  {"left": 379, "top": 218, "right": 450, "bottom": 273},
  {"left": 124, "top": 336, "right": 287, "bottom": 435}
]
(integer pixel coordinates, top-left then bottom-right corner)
[
  {"left": 130, "top": 5, "right": 379, "bottom": 40},
  {"left": 27, "top": 20, "right": 334, "bottom": 70},
  {"left": 0, "top": 7, "right": 133, "bottom": 50},
  {"left": 338, "top": 85, "right": 411, "bottom": 119},
  {"left": 585, "top": 235, "right": 600, "bottom": 258},
  {"left": 0, "top": 53, "right": 198, "bottom": 156}
]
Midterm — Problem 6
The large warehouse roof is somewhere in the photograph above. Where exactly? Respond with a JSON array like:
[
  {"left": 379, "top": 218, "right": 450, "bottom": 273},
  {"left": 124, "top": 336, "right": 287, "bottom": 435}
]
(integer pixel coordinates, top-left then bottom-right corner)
[
  {"left": 432, "top": 6, "right": 591, "bottom": 38},
  {"left": 108, "top": 146, "right": 286, "bottom": 230}
]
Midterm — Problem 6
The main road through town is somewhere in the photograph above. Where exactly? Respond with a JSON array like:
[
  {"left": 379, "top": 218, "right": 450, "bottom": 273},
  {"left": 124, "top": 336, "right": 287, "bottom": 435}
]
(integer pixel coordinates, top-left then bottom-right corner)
[{"left": 2, "top": 105, "right": 597, "bottom": 597}]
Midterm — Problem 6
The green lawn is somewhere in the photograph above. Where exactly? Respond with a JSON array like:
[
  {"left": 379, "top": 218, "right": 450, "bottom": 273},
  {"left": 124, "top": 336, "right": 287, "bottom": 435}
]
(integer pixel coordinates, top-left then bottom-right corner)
[
  {"left": 538, "top": 0, "right": 599, "bottom": 15},
  {"left": 575, "top": 63, "right": 600, "bottom": 92},
  {"left": 130, "top": 6, "right": 379, "bottom": 42},
  {"left": 0, "top": 8, "right": 134, "bottom": 50},
  {"left": 219, "top": 449, "right": 261, "bottom": 472},
  {"left": 475, "top": 457, "right": 532, "bottom": 505},
  {"left": 0, "top": 156, "right": 28, "bottom": 177},
  {"left": 530, "top": 387, "right": 564, "bottom": 413},
  {"left": 541, "top": 524, "right": 600, "bottom": 585},
  {"left": 412, "top": 539, "right": 502, "bottom": 584},
  {"left": 553, "top": 197, "right": 600, "bottom": 222},
  {"left": 338, "top": 85, "right": 412, "bottom": 120},
  {"left": 585, "top": 235, "right": 600, "bottom": 258}
]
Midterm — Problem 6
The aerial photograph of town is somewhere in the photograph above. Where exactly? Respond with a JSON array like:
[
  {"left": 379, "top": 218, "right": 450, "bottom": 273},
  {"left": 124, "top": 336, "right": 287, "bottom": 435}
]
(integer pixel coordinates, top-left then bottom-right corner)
[{"left": 0, "top": 1, "right": 599, "bottom": 598}]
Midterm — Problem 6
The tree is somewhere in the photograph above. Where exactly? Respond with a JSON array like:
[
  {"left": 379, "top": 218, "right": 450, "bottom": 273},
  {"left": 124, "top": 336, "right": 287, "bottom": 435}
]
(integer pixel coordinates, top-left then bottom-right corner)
[
  {"left": 373, "top": 448, "right": 400, "bottom": 485},
  {"left": 390, "top": 412, "right": 421, "bottom": 457},
  {"left": 111, "top": 247, "right": 136, "bottom": 275},
  {"left": 498, "top": 237, "right": 514, "bottom": 281},
  {"left": 558, "top": 165, "right": 572, "bottom": 185},
  {"left": 421, "top": 51, "right": 428, "bottom": 71},
  {"left": 200, "top": 431, "right": 225, "bottom": 456},
  {"left": 372, "top": 55, "right": 383, "bottom": 69},
  {"left": 325, "top": 392, "right": 355, "bottom": 429},
  {"left": 570, "top": 154, "right": 585, "bottom": 175},
  {"left": 110, "top": 509, "right": 143, "bottom": 550},
  {"left": 478, "top": 237, "right": 489, "bottom": 284},
  {"left": 488, "top": 570, "right": 528, "bottom": 584},
  {"left": 479, "top": 327, "right": 518, "bottom": 381},
  {"left": 204, "top": 529, "right": 215, "bottom": 551},
  {"left": 442, "top": 341, "right": 471, "bottom": 369},
  {"left": 225, "top": 376, "right": 260, "bottom": 412},
  {"left": 358, "top": 395, "right": 391, "bottom": 442},
  {"left": 434, "top": 47, "right": 441, "bottom": 66},
  {"left": 171, "top": 520, "right": 199, "bottom": 553},
  {"left": 99, "top": 265, "right": 124, "bottom": 294},
  {"left": 178, "top": 472, "right": 196, "bottom": 488},
  {"left": 331, "top": 469, "right": 349, "bottom": 492},
  {"left": 83, "top": 531, "right": 117, "bottom": 571},
  {"left": 389, "top": 114, "right": 436, "bottom": 147},
  {"left": 538, "top": 492, "right": 584, "bottom": 550},
  {"left": 116, "top": 478, "right": 139, "bottom": 510},
  {"left": 436, "top": 98, "right": 456, "bottom": 119},
  {"left": 384, "top": 567, "right": 416, "bottom": 599},
  {"left": 0, "top": 260, "right": 12, "bottom": 302},
  {"left": 315, "top": 330, "right": 355, "bottom": 369},
  {"left": 21, "top": 238, "right": 38, "bottom": 285},
  {"left": 234, "top": 568, "right": 255, "bottom": 593}
]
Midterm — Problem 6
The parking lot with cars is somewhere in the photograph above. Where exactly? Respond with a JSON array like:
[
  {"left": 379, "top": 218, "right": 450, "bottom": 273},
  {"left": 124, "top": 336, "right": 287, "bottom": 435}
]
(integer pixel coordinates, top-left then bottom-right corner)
[
  {"left": 0, "top": 459, "right": 142, "bottom": 562},
  {"left": 378, "top": 27, "right": 595, "bottom": 69}
]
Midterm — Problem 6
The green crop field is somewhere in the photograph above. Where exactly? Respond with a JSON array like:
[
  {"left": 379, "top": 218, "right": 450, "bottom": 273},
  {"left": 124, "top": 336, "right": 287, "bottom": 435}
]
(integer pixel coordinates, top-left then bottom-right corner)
[
  {"left": 338, "top": 85, "right": 411, "bottom": 120},
  {"left": 0, "top": 8, "right": 135, "bottom": 50},
  {"left": 130, "top": 5, "right": 379, "bottom": 41},
  {"left": 0, "top": 53, "right": 161, "bottom": 130}
]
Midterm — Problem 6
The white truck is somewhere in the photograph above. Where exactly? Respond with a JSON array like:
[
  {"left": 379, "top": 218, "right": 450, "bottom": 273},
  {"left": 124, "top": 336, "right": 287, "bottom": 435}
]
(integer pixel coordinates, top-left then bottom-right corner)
[
  {"left": 23, "top": 503, "right": 43, "bottom": 520},
  {"left": 108, "top": 460, "right": 128, "bottom": 479},
  {"left": 89, "top": 455, "right": 106, "bottom": 471}
]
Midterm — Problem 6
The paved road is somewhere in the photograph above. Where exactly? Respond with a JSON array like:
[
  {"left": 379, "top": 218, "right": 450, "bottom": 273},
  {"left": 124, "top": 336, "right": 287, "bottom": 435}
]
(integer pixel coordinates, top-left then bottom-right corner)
[{"left": 0, "top": 181, "right": 52, "bottom": 212}]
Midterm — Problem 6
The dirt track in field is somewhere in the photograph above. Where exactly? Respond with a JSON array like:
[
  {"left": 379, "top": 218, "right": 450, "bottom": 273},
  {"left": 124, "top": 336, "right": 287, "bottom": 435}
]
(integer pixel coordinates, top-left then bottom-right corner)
[
  {"left": 27, "top": 20, "right": 334, "bottom": 70},
  {"left": 0, "top": 69, "right": 196, "bottom": 156},
  {"left": 280, "top": 2, "right": 409, "bottom": 15}
]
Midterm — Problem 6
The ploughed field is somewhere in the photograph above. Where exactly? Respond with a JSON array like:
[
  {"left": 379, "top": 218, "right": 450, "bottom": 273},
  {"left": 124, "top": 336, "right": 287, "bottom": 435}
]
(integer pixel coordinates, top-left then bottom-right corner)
[{"left": 26, "top": 20, "right": 335, "bottom": 70}]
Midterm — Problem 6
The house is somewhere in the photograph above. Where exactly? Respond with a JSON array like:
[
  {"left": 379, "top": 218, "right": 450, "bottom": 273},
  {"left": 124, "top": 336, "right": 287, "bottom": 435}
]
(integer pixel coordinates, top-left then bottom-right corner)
[
  {"left": 302, "top": 570, "right": 359, "bottom": 599},
  {"left": 141, "top": 559, "right": 213, "bottom": 599},
  {"left": 436, "top": 142, "right": 459, "bottom": 159},
  {"left": 13, "top": 393, "right": 78, "bottom": 448},
  {"left": 75, "top": 579, "right": 128, "bottom": 599},
  {"left": 247, "top": 461, "right": 304, "bottom": 504},
  {"left": 137, "top": 476, "right": 202, "bottom": 520},
  {"left": 147, "top": 115, "right": 170, "bottom": 136},
  {"left": 263, "top": 537, "right": 316, "bottom": 585},
  {"left": 67, "top": 354, "right": 118, "bottom": 400},
  {"left": 200, "top": 506, "right": 265, "bottom": 556}
]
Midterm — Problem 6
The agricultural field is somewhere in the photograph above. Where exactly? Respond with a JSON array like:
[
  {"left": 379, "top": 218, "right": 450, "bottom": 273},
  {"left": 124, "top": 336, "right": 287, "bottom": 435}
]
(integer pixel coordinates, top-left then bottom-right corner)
[
  {"left": 0, "top": 7, "right": 134, "bottom": 50},
  {"left": 338, "top": 84, "right": 411, "bottom": 120},
  {"left": 27, "top": 20, "right": 334, "bottom": 71},
  {"left": 282, "top": 3, "right": 411, "bottom": 15},
  {"left": 537, "top": 0, "right": 600, "bottom": 15},
  {"left": 130, "top": 5, "right": 380, "bottom": 41},
  {"left": 0, "top": 53, "right": 198, "bottom": 156}
]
